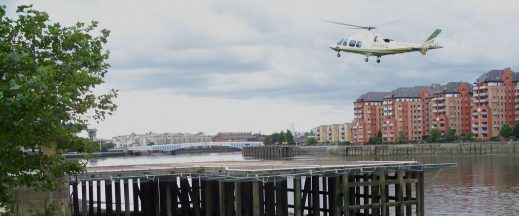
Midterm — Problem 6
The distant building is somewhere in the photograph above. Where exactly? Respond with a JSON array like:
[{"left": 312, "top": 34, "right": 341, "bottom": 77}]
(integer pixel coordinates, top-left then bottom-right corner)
[
  {"left": 312, "top": 123, "right": 352, "bottom": 144},
  {"left": 87, "top": 129, "right": 97, "bottom": 140},
  {"left": 212, "top": 132, "right": 258, "bottom": 142},
  {"left": 471, "top": 68, "right": 519, "bottom": 140},
  {"left": 112, "top": 132, "right": 212, "bottom": 148},
  {"left": 352, "top": 67, "right": 519, "bottom": 143}
]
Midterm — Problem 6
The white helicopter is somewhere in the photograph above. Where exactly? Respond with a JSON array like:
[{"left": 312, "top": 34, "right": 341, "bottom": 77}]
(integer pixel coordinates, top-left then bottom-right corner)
[{"left": 325, "top": 20, "right": 443, "bottom": 63}]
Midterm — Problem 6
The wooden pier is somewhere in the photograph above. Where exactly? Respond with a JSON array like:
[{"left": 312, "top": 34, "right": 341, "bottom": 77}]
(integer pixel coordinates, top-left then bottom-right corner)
[
  {"left": 70, "top": 160, "right": 454, "bottom": 216},
  {"left": 242, "top": 146, "right": 297, "bottom": 157}
]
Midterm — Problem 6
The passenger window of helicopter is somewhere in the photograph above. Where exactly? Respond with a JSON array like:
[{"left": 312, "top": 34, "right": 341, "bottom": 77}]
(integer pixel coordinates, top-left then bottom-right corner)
[
  {"left": 336, "top": 39, "right": 344, "bottom": 45},
  {"left": 342, "top": 39, "right": 348, "bottom": 46},
  {"left": 356, "top": 41, "right": 362, "bottom": 48},
  {"left": 384, "top": 38, "right": 391, "bottom": 43},
  {"left": 349, "top": 40, "right": 356, "bottom": 47},
  {"left": 374, "top": 36, "right": 378, "bottom": 42}
]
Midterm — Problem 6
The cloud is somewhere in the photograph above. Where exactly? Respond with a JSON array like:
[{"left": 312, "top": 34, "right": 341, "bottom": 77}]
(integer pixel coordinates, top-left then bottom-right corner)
[{"left": 3, "top": 0, "right": 519, "bottom": 137}]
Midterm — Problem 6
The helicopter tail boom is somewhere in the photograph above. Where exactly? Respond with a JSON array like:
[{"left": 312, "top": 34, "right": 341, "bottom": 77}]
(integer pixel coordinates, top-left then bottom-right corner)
[{"left": 420, "top": 29, "right": 442, "bottom": 55}]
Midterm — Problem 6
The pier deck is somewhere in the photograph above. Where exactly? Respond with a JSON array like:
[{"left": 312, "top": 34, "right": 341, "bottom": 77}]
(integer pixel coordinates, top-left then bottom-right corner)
[{"left": 70, "top": 160, "right": 454, "bottom": 216}]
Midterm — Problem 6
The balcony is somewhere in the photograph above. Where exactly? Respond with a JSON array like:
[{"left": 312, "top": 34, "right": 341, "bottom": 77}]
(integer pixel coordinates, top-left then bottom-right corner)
[
  {"left": 479, "top": 86, "right": 488, "bottom": 90},
  {"left": 480, "top": 99, "right": 488, "bottom": 103},
  {"left": 479, "top": 92, "right": 488, "bottom": 97},
  {"left": 472, "top": 124, "right": 478, "bottom": 128}
]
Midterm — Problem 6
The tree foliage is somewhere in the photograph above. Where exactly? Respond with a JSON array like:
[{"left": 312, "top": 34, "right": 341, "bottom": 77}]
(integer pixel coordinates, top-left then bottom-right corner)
[
  {"left": 445, "top": 128, "right": 457, "bottom": 142},
  {"left": 0, "top": 5, "right": 116, "bottom": 208},
  {"left": 429, "top": 128, "right": 441, "bottom": 143},
  {"left": 285, "top": 130, "right": 295, "bottom": 145},
  {"left": 306, "top": 137, "right": 317, "bottom": 145},
  {"left": 376, "top": 129, "right": 382, "bottom": 144},
  {"left": 263, "top": 130, "right": 295, "bottom": 145},
  {"left": 499, "top": 124, "right": 513, "bottom": 139},
  {"left": 513, "top": 123, "right": 519, "bottom": 139}
]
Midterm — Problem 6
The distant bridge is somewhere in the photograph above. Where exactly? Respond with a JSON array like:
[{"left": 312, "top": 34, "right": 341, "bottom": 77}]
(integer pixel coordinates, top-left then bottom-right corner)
[{"left": 126, "top": 141, "right": 263, "bottom": 152}]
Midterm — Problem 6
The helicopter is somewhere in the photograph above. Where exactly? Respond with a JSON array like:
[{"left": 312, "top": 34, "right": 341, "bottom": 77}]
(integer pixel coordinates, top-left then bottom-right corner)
[{"left": 325, "top": 20, "right": 443, "bottom": 63}]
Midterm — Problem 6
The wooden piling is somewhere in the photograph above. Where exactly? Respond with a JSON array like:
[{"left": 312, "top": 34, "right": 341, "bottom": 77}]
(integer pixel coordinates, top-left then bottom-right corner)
[
  {"left": 311, "top": 176, "right": 320, "bottom": 216},
  {"left": 81, "top": 182, "right": 87, "bottom": 216},
  {"left": 88, "top": 181, "right": 94, "bottom": 216},
  {"left": 293, "top": 177, "right": 302, "bottom": 216},
  {"left": 115, "top": 180, "right": 121, "bottom": 215},
  {"left": 133, "top": 180, "right": 140, "bottom": 215},
  {"left": 72, "top": 182, "right": 79, "bottom": 216},
  {"left": 235, "top": 182, "right": 243, "bottom": 216},
  {"left": 192, "top": 178, "right": 202, "bottom": 216},
  {"left": 265, "top": 182, "right": 275, "bottom": 216},
  {"left": 124, "top": 180, "right": 130, "bottom": 216},
  {"left": 96, "top": 180, "right": 101, "bottom": 216},
  {"left": 105, "top": 180, "right": 113, "bottom": 215}
]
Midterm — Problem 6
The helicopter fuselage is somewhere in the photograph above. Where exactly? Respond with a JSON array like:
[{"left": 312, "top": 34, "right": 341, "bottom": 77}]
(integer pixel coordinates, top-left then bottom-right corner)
[{"left": 329, "top": 30, "right": 442, "bottom": 62}]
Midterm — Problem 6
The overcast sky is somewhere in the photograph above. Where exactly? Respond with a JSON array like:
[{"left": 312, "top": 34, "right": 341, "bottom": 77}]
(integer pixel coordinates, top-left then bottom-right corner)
[{"left": 4, "top": 0, "right": 519, "bottom": 138}]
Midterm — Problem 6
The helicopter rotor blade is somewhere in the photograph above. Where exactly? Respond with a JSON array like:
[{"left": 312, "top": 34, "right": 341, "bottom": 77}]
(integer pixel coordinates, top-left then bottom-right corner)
[{"left": 321, "top": 20, "right": 368, "bottom": 29}]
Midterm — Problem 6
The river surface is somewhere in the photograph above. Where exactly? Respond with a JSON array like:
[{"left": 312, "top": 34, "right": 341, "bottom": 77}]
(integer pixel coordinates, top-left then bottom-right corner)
[{"left": 87, "top": 152, "right": 519, "bottom": 215}]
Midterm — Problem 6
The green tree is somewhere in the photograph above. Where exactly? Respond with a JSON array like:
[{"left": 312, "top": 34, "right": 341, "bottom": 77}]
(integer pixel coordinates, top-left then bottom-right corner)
[
  {"left": 286, "top": 130, "right": 295, "bottom": 145},
  {"left": 263, "top": 136, "right": 273, "bottom": 145},
  {"left": 429, "top": 128, "right": 441, "bottom": 143},
  {"left": 461, "top": 134, "right": 474, "bottom": 142},
  {"left": 279, "top": 130, "right": 286, "bottom": 144},
  {"left": 367, "top": 137, "right": 377, "bottom": 144},
  {"left": 376, "top": 129, "right": 383, "bottom": 143},
  {"left": 0, "top": 5, "right": 117, "bottom": 209},
  {"left": 306, "top": 137, "right": 317, "bottom": 145},
  {"left": 445, "top": 128, "right": 457, "bottom": 142},
  {"left": 513, "top": 123, "right": 519, "bottom": 139},
  {"left": 499, "top": 124, "right": 513, "bottom": 139},
  {"left": 271, "top": 132, "right": 280, "bottom": 144}
]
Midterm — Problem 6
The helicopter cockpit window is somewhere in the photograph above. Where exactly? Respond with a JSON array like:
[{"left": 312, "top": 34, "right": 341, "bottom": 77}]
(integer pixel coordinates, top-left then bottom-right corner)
[
  {"left": 349, "top": 40, "right": 356, "bottom": 47},
  {"left": 342, "top": 39, "right": 348, "bottom": 46},
  {"left": 336, "top": 39, "right": 344, "bottom": 45},
  {"left": 356, "top": 41, "right": 362, "bottom": 48},
  {"left": 383, "top": 38, "right": 391, "bottom": 43}
]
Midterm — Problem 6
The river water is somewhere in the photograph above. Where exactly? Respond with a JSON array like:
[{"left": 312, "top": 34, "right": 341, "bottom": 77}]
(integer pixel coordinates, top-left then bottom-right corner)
[{"left": 87, "top": 152, "right": 519, "bottom": 215}]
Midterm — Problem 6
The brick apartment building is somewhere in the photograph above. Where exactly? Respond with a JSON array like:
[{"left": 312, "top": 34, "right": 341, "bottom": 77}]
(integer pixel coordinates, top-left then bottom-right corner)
[
  {"left": 471, "top": 68, "right": 519, "bottom": 140},
  {"left": 381, "top": 86, "right": 434, "bottom": 143},
  {"left": 352, "top": 68, "right": 518, "bottom": 144},
  {"left": 430, "top": 82, "right": 473, "bottom": 136},
  {"left": 352, "top": 92, "right": 387, "bottom": 144}
]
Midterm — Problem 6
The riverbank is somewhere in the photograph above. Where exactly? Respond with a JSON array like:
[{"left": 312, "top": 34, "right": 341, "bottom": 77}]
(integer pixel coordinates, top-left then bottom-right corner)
[{"left": 299, "top": 142, "right": 519, "bottom": 156}]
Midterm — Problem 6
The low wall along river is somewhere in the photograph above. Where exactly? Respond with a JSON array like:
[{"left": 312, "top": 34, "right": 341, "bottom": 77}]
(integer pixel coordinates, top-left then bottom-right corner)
[{"left": 301, "top": 142, "right": 519, "bottom": 156}]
